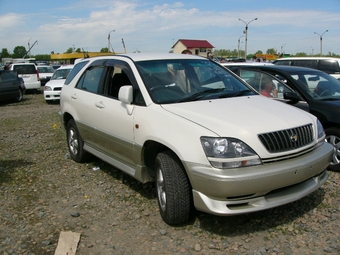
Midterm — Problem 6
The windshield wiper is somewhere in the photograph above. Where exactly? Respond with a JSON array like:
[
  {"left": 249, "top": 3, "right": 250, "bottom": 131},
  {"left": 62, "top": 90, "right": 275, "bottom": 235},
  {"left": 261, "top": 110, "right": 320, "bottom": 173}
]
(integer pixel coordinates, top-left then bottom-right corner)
[
  {"left": 176, "top": 88, "right": 222, "bottom": 102},
  {"left": 219, "top": 89, "right": 253, "bottom": 98},
  {"left": 319, "top": 97, "right": 340, "bottom": 101}
]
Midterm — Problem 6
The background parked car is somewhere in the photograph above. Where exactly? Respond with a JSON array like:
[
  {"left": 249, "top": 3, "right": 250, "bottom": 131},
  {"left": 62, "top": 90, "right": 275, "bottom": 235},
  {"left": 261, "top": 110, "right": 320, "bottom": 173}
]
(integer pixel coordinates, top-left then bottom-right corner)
[
  {"left": 52, "top": 64, "right": 61, "bottom": 70},
  {"left": 44, "top": 65, "right": 73, "bottom": 103},
  {"left": 8, "top": 63, "right": 41, "bottom": 93},
  {"left": 0, "top": 70, "right": 26, "bottom": 103},
  {"left": 225, "top": 64, "right": 340, "bottom": 172},
  {"left": 37, "top": 65, "right": 55, "bottom": 86},
  {"left": 273, "top": 57, "right": 340, "bottom": 80}
]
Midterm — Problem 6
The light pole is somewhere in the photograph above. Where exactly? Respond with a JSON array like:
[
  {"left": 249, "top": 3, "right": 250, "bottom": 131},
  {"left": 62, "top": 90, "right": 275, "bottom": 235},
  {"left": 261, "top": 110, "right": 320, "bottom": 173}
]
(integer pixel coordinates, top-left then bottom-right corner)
[
  {"left": 237, "top": 35, "right": 244, "bottom": 58},
  {"left": 238, "top": 17, "right": 258, "bottom": 59},
  {"left": 310, "top": 47, "right": 314, "bottom": 57},
  {"left": 108, "top": 30, "right": 115, "bottom": 52},
  {"left": 314, "top": 30, "right": 328, "bottom": 56},
  {"left": 281, "top": 44, "right": 286, "bottom": 55},
  {"left": 28, "top": 38, "right": 32, "bottom": 58}
]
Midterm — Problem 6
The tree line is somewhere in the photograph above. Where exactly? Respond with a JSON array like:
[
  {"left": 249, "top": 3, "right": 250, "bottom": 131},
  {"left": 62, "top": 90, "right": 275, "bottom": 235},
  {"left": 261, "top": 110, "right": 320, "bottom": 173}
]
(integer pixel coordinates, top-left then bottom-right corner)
[
  {"left": 1, "top": 45, "right": 339, "bottom": 62},
  {"left": 213, "top": 48, "right": 340, "bottom": 59}
]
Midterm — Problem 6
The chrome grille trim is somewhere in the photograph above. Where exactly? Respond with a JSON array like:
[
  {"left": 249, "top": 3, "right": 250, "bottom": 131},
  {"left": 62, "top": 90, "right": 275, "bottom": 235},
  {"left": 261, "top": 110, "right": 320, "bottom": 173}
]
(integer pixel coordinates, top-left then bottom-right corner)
[{"left": 258, "top": 124, "right": 314, "bottom": 153}]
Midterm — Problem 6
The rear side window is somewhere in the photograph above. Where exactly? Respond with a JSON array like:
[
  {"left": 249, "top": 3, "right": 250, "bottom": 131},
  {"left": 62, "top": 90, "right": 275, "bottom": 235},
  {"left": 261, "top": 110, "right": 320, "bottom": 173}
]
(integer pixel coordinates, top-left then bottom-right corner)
[
  {"left": 293, "top": 60, "right": 318, "bottom": 69},
  {"left": 12, "top": 64, "right": 36, "bottom": 74},
  {"left": 319, "top": 60, "right": 340, "bottom": 74},
  {"left": 64, "top": 61, "right": 89, "bottom": 85},
  {"left": 273, "top": 60, "right": 291, "bottom": 66},
  {"left": 0, "top": 71, "right": 18, "bottom": 82}
]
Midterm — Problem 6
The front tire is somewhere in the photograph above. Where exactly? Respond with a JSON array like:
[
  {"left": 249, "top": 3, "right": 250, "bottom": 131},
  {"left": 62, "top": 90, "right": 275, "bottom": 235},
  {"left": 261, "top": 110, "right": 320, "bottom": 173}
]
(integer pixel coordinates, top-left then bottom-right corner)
[
  {"left": 66, "top": 119, "right": 89, "bottom": 163},
  {"left": 325, "top": 127, "right": 340, "bottom": 172},
  {"left": 155, "top": 151, "right": 192, "bottom": 225}
]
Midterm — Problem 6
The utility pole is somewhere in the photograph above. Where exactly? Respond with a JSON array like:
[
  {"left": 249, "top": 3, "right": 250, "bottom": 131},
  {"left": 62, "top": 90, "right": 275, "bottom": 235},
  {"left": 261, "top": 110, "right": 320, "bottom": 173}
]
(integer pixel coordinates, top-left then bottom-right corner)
[
  {"left": 238, "top": 18, "right": 258, "bottom": 59},
  {"left": 314, "top": 30, "right": 328, "bottom": 56},
  {"left": 122, "top": 38, "right": 127, "bottom": 53}
]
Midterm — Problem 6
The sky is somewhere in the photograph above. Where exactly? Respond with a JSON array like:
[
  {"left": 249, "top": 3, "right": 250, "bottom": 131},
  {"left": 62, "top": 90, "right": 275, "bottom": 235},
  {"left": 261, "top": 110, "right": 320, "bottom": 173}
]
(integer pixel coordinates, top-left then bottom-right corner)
[{"left": 1, "top": 0, "right": 340, "bottom": 57}]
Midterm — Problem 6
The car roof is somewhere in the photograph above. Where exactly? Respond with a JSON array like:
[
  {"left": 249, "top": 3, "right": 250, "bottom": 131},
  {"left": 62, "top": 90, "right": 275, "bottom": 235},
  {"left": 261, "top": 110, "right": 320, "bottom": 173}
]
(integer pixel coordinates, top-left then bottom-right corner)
[
  {"left": 275, "top": 57, "right": 340, "bottom": 61},
  {"left": 221, "top": 62, "right": 274, "bottom": 66},
  {"left": 236, "top": 64, "right": 323, "bottom": 73},
  {"left": 11, "top": 62, "right": 36, "bottom": 65},
  {"left": 77, "top": 53, "right": 207, "bottom": 63},
  {"left": 56, "top": 65, "right": 74, "bottom": 70}
]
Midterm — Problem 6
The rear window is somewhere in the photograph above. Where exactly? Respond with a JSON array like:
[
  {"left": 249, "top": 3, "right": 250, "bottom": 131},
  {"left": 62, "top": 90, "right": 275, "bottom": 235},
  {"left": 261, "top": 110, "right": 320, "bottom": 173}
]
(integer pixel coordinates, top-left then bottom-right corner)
[
  {"left": 319, "top": 60, "right": 340, "bottom": 74},
  {"left": 37, "top": 66, "right": 55, "bottom": 73},
  {"left": 12, "top": 64, "right": 36, "bottom": 74}
]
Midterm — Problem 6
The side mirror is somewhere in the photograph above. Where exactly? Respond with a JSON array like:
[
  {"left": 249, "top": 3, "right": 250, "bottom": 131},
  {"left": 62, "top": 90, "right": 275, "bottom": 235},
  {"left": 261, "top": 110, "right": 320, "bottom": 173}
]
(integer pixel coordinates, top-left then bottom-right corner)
[
  {"left": 283, "top": 91, "right": 302, "bottom": 104},
  {"left": 118, "top": 85, "right": 133, "bottom": 104}
]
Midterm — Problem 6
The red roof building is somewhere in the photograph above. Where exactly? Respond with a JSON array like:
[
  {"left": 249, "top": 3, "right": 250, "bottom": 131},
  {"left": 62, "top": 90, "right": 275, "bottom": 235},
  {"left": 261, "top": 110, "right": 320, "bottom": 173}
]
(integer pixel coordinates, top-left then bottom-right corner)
[{"left": 172, "top": 39, "right": 214, "bottom": 57}]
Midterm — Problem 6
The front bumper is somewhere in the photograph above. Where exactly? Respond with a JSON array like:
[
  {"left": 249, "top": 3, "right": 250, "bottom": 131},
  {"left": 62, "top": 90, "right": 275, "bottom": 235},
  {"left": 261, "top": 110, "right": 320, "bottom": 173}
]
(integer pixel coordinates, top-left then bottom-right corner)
[
  {"left": 44, "top": 91, "right": 61, "bottom": 101},
  {"left": 184, "top": 142, "right": 333, "bottom": 216}
]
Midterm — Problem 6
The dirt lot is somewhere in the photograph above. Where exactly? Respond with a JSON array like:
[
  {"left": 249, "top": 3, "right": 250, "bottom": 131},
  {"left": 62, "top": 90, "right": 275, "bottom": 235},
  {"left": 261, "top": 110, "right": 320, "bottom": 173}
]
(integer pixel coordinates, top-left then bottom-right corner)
[{"left": 0, "top": 93, "right": 340, "bottom": 255}]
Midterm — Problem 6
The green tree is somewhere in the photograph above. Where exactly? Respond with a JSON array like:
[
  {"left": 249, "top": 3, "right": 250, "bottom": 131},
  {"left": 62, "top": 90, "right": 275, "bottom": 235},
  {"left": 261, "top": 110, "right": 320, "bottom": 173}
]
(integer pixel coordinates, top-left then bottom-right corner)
[
  {"left": 266, "top": 48, "right": 277, "bottom": 54},
  {"left": 75, "top": 48, "right": 81, "bottom": 53},
  {"left": 65, "top": 47, "right": 73, "bottom": 53},
  {"left": 12, "top": 46, "right": 27, "bottom": 58},
  {"left": 34, "top": 54, "right": 51, "bottom": 61},
  {"left": 295, "top": 52, "right": 308, "bottom": 57},
  {"left": 0, "top": 48, "right": 11, "bottom": 60},
  {"left": 100, "top": 47, "right": 109, "bottom": 53}
]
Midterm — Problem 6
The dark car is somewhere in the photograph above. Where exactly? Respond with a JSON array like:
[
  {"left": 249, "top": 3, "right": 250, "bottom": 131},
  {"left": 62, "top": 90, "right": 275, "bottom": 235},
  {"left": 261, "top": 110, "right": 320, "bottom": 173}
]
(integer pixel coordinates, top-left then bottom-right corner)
[
  {"left": 0, "top": 70, "right": 26, "bottom": 103},
  {"left": 224, "top": 64, "right": 340, "bottom": 172}
]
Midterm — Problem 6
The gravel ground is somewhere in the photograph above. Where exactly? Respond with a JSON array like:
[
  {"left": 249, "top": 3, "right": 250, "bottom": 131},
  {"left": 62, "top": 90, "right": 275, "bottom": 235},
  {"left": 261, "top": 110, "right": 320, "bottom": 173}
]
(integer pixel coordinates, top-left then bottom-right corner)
[{"left": 0, "top": 93, "right": 340, "bottom": 255}]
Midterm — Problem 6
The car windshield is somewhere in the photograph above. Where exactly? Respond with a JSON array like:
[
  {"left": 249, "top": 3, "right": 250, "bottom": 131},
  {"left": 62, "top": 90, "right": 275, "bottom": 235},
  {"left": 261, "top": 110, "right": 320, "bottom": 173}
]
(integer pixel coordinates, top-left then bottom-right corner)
[
  {"left": 135, "top": 59, "right": 255, "bottom": 104},
  {"left": 51, "top": 68, "right": 72, "bottom": 80},
  {"left": 236, "top": 69, "right": 297, "bottom": 99},
  {"left": 37, "top": 66, "right": 55, "bottom": 73},
  {"left": 285, "top": 69, "right": 340, "bottom": 100}
]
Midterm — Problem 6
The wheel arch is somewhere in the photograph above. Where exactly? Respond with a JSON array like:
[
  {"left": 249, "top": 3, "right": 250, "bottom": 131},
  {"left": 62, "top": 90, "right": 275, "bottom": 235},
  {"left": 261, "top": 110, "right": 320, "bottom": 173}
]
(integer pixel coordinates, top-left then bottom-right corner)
[
  {"left": 142, "top": 140, "right": 188, "bottom": 180},
  {"left": 62, "top": 112, "right": 74, "bottom": 130}
]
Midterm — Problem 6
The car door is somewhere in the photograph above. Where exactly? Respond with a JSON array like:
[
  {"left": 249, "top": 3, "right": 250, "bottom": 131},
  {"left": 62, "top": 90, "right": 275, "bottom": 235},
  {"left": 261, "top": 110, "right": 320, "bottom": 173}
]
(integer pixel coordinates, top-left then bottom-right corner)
[{"left": 74, "top": 59, "right": 139, "bottom": 170}]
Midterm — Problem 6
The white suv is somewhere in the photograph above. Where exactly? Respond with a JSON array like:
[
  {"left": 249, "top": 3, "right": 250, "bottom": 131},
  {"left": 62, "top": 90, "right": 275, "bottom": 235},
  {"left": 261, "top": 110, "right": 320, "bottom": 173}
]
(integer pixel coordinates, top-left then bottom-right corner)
[
  {"left": 9, "top": 63, "right": 41, "bottom": 92},
  {"left": 60, "top": 54, "right": 333, "bottom": 225}
]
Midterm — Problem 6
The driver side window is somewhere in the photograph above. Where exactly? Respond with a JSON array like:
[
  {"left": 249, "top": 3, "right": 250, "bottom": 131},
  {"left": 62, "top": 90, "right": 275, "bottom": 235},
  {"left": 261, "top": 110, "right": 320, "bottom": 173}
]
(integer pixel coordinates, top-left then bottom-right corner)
[{"left": 77, "top": 66, "right": 105, "bottom": 93}]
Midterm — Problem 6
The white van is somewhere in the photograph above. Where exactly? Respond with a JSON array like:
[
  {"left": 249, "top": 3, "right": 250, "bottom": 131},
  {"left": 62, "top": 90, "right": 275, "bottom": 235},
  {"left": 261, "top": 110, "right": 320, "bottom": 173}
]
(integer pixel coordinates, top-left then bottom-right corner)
[{"left": 273, "top": 57, "right": 340, "bottom": 80}]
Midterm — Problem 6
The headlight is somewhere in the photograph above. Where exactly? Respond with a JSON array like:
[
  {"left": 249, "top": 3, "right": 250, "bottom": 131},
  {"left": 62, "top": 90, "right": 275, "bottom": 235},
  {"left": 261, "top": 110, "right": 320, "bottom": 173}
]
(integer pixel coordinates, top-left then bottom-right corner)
[
  {"left": 316, "top": 119, "right": 325, "bottom": 140},
  {"left": 200, "top": 137, "right": 262, "bottom": 169},
  {"left": 44, "top": 86, "right": 52, "bottom": 91}
]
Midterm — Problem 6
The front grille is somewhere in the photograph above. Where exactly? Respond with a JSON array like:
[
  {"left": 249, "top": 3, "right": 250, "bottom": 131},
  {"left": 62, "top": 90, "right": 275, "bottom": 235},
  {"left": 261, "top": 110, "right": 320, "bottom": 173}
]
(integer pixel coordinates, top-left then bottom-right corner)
[
  {"left": 54, "top": 87, "right": 62, "bottom": 91},
  {"left": 258, "top": 124, "right": 314, "bottom": 153}
]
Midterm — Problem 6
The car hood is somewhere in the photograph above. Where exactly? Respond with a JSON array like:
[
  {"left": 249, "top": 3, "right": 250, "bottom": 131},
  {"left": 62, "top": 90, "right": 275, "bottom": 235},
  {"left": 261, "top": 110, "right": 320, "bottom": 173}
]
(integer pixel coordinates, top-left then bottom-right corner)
[
  {"left": 161, "top": 96, "right": 314, "bottom": 137},
  {"left": 45, "top": 79, "right": 66, "bottom": 88},
  {"left": 319, "top": 98, "right": 340, "bottom": 107}
]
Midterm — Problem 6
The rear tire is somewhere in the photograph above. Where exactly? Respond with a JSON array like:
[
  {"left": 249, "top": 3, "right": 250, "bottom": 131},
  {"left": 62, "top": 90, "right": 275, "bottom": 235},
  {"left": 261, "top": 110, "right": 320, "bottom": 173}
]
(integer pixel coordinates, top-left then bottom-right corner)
[
  {"left": 66, "top": 119, "right": 89, "bottom": 163},
  {"left": 155, "top": 151, "right": 192, "bottom": 225},
  {"left": 16, "top": 89, "right": 23, "bottom": 102},
  {"left": 325, "top": 127, "right": 340, "bottom": 172}
]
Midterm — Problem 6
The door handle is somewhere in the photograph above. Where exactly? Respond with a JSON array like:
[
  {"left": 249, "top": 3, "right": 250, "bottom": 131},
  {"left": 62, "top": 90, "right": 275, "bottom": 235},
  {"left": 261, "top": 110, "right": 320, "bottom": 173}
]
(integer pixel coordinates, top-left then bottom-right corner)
[{"left": 95, "top": 101, "right": 105, "bottom": 109}]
